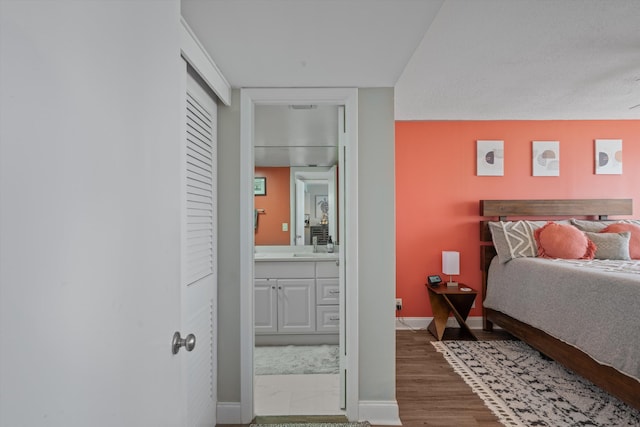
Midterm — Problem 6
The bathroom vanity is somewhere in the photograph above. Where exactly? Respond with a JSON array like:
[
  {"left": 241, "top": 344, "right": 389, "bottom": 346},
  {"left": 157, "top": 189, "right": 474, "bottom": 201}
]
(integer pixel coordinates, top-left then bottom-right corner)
[{"left": 254, "top": 248, "right": 339, "bottom": 345}]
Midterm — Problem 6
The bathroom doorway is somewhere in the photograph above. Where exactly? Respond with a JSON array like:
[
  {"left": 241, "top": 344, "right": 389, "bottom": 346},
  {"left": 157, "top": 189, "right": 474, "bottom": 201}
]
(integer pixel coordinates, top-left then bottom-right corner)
[
  {"left": 239, "top": 88, "right": 359, "bottom": 423},
  {"left": 253, "top": 104, "right": 342, "bottom": 416}
]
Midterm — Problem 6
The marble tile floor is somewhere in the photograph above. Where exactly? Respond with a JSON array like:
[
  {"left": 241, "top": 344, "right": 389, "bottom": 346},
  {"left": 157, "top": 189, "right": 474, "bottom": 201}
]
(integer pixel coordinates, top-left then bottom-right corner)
[{"left": 254, "top": 374, "right": 344, "bottom": 416}]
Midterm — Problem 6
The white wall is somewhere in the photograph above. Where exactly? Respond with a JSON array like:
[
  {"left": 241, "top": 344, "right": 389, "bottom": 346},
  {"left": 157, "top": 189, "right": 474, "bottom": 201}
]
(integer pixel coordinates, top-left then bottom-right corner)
[
  {"left": 216, "top": 89, "right": 243, "bottom": 403},
  {"left": 357, "top": 88, "right": 396, "bottom": 404},
  {"left": 0, "top": 1, "right": 183, "bottom": 425}
]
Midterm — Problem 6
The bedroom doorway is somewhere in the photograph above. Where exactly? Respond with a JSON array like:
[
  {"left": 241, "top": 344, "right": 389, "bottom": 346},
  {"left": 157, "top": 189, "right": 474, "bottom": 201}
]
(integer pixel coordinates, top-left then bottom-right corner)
[{"left": 239, "top": 88, "right": 359, "bottom": 423}]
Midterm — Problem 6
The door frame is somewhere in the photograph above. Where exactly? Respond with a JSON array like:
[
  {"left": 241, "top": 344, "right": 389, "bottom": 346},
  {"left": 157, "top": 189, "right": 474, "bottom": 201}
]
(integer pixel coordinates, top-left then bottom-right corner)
[{"left": 240, "top": 88, "right": 359, "bottom": 423}]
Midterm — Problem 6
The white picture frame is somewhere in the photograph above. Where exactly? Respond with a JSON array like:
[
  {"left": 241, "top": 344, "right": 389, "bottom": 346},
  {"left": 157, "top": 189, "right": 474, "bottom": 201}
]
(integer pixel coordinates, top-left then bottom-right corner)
[
  {"left": 477, "top": 140, "right": 504, "bottom": 176},
  {"left": 315, "top": 195, "right": 328, "bottom": 218},
  {"left": 595, "top": 139, "right": 622, "bottom": 175},
  {"left": 532, "top": 141, "right": 560, "bottom": 176}
]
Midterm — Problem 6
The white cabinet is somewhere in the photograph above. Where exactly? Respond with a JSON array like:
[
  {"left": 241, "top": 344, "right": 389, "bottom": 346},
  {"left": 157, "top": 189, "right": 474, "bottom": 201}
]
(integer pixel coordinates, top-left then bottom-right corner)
[
  {"left": 254, "top": 260, "right": 339, "bottom": 339},
  {"left": 316, "top": 278, "right": 339, "bottom": 305},
  {"left": 316, "top": 260, "right": 339, "bottom": 279},
  {"left": 254, "top": 279, "right": 277, "bottom": 333},
  {"left": 315, "top": 261, "right": 339, "bottom": 333},
  {"left": 254, "top": 278, "right": 316, "bottom": 334},
  {"left": 277, "top": 279, "right": 315, "bottom": 333},
  {"left": 316, "top": 305, "right": 340, "bottom": 333},
  {"left": 255, "top": 262, "right": 316, "bottom": 335}
]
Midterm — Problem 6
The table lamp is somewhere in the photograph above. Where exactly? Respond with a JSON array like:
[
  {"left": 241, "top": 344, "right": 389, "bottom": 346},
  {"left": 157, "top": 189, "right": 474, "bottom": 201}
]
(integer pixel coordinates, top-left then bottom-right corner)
[{"left": 442, "top": 251, "right": 460, "bottom": 288}]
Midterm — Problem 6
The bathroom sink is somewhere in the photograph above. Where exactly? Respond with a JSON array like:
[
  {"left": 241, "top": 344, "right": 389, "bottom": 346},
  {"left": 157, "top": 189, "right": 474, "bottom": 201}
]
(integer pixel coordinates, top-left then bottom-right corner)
[
  {"left": 254, "top": 252, "right": 294, "bottom": 258},
  {"left": 254, "top": 252, "right": 337, "bottom": 259}
]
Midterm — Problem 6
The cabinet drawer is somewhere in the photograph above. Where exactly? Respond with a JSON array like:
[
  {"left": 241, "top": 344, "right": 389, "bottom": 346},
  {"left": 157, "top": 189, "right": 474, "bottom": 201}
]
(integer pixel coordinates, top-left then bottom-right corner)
[
  {"left": 316, "top": 305, "right": 339, "bottom": 333},
  {"left": 316, "top": 278, "right": 339, "bottom": 305},
  {"left": 255, "top": 261, "right": 315, "bottom": 279},
  {"left": 316, "top": 260, "right": 339, "bottom": 278}
]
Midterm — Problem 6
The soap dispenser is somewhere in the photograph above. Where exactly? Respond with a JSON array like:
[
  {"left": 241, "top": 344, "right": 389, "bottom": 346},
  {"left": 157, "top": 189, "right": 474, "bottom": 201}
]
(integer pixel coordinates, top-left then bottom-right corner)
[{"left": 327, "top": 236, "right": 334, "bottom": 253}]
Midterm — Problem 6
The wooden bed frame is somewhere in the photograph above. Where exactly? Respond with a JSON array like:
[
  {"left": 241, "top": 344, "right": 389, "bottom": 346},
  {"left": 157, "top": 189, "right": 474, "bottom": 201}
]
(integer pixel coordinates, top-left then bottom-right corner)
[{"left": 479, "top": 198, "right": 640, "bottom": 409}]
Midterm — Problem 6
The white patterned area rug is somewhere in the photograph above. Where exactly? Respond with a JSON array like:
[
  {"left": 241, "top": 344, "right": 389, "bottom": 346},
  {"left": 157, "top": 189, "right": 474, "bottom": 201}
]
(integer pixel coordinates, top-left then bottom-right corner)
[
  {"left": 432, "top": 340, "right": 640, "bottom": 427},
  {"left": 255, "top": 345, "right": 339, "bottom": 375}
]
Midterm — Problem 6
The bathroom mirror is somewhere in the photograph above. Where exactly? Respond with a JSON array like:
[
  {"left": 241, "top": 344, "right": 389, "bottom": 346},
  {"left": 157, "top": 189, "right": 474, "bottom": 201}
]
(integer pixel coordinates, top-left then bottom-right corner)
[
  {"left": 254, "top": 105, "right": 339, "bottom": 246},
  {"left": 292, "top": 167, "right": 336, "bottom": 246}
]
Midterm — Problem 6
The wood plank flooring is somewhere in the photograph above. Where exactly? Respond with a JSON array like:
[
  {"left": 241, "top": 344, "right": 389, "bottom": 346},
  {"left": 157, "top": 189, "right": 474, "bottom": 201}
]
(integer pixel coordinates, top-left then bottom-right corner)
[
  {"left": 394, "top": 328, "right": 514, "bottom": 427},
  {"left": 217, "top": 328, "right": 515, "bottom": 427}
]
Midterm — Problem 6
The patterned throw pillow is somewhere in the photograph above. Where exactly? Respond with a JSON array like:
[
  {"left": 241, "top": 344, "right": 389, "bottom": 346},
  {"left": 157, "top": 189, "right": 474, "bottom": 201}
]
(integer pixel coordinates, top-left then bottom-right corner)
[
  {"left": 584, "top": 231, "right": 631, "bottom": 260},
  {"left": 489, "top": 221, "right": 546, "bottom": 263}
]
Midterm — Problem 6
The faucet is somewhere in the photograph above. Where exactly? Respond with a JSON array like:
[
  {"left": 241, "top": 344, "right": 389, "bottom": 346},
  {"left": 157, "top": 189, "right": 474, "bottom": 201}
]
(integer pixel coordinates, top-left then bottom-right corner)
[{"left": 312, "top": 236, "right": 318, "bottom": 253}]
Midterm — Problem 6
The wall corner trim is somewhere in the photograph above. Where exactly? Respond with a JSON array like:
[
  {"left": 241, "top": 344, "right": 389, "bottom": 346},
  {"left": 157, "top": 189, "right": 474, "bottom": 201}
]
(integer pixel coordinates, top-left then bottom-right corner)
[
  {"left": 358, "top": 400, "right": 401, "bottom": 425},
  {"left": 180, "top": 17, "right": 231, "bottom": 105}
]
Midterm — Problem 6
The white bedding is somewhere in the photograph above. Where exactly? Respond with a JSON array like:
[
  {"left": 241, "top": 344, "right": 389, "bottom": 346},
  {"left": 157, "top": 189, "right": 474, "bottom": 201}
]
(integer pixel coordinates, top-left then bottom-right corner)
[{"left": 484, "top": 257, "right": 640, "bottom": 381}]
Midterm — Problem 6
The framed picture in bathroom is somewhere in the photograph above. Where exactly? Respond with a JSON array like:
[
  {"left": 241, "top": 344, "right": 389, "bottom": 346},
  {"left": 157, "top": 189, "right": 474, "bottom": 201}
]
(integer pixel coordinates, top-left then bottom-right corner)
[
  {"left": 315, "top": 195, "right": 328, "bottom": 218},
  {"left": 254, "top": 177, "right": 266, "bottom": 196}
]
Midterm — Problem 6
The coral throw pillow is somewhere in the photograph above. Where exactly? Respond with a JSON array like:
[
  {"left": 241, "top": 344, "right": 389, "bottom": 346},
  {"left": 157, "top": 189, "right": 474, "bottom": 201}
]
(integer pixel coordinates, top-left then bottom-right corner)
[
  {"left": 534, "top": 222, "right": 596, "bottom": 259},
  {"left": 601, "top": 223, "right": 640, "bottom": 259}
]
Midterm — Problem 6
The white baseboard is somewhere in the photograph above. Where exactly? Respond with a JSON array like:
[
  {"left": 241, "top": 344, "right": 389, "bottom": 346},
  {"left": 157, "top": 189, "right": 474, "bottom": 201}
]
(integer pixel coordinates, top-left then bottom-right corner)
[
  {"left": 396, "top": 316, "right": 486, "bottom": 331},
  {"left": 217, "top": 400, "right": 401, "bottom": 425},
  {"left": 358, "top": 400, "right": 401, "bottom": 425},
  {"left": 217, "top": 401, "right": 241, "bottom": 424}
]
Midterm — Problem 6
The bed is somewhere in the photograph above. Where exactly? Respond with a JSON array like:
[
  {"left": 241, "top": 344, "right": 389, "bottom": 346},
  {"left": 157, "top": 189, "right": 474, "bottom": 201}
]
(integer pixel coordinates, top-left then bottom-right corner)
[{"left": 479, "top": 199, "right": 640, "bottom": 409}]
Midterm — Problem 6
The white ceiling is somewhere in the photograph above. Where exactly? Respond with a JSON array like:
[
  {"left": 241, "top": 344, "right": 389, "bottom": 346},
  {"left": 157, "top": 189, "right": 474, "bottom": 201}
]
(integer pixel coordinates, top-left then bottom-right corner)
[
  {"left": 181, "top": 0, "right": 640, "bottom": 121},
  {"left": 395, "top": 0, "right": 640, "bottom": 120},
  {"left": 181, "top": 0, "right": 441, "bottom": 88}
]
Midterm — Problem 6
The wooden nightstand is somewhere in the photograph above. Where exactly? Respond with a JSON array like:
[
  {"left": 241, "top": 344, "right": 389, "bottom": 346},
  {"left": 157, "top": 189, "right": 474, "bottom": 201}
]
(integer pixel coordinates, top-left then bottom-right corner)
[{"left": 426, "top": 283, "right": 478, "bottom": 341}]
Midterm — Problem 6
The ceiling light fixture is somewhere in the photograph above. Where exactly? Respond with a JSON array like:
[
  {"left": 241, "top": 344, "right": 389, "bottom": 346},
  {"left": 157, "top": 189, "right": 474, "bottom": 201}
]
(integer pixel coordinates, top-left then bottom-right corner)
[{"left": 289, "top": 105, "right": 317, "bottom": 110}]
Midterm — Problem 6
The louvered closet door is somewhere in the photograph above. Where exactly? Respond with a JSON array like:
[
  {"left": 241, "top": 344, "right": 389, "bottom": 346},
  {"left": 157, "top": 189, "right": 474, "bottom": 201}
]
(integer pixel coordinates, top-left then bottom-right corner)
[{"left": 181, "top": 62, "right": 217, "bottom": 427}]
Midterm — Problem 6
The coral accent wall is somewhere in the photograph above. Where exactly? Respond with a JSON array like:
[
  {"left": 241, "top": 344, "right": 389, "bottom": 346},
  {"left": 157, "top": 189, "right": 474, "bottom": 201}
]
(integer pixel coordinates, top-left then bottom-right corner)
[
  {"left": 396, "top": 120, "right": 640, "bottom": 318},
  {"left": 255, "top": 167, "right": 290, "bottom": 245}
]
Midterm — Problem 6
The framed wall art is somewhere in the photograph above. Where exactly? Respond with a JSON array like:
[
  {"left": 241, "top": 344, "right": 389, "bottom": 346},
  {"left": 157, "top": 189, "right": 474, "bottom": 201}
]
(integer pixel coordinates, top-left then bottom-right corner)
[
  {"left": 254, "top": 177, "right": 267, "bottom": 195},
  {"left": 532, "top": 141, "right": 559, "bottom": 176},
  {"left": 315, "top": 195, "right": 328, "bottom": 218},
  {"left": 477, "top": 140, "right": 504, "bottom": 176},
  {"left": 595, "top": 139, "right": 622, "bottom": 175}
]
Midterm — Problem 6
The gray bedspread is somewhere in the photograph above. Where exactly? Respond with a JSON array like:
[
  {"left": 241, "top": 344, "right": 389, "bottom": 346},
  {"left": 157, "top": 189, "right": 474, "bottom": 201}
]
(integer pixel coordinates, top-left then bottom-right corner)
[{"left": 484, "top": 257, "right": 640, "bottom": 381}]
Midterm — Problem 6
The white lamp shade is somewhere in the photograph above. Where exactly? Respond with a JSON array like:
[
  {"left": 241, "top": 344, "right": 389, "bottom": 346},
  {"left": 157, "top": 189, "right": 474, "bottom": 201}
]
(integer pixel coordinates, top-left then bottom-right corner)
[{"left": 442, "top": 251, "right": 460, "bottom": 275}]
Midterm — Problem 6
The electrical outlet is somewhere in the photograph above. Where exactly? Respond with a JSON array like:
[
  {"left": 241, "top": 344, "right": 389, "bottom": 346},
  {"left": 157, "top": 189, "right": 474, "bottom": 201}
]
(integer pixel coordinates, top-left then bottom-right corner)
[
  {"left": 396, "top": 298, "right": 402, "bottom": 310},
  {"left": 282, "top": 223, "right": 288, "bottom": 231}
]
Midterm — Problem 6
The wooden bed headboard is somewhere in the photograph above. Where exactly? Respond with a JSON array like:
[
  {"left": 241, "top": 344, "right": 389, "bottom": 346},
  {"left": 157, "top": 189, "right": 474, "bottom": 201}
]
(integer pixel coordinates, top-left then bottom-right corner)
[
  {"left": 479, "top": 198, "right": 633, "bottom": 243},
  {"left": 479, "top": 198, "right": 633, "bottom": 328},
  {"left": 480, "top": 199, "right": 632, "bottom": 221}
]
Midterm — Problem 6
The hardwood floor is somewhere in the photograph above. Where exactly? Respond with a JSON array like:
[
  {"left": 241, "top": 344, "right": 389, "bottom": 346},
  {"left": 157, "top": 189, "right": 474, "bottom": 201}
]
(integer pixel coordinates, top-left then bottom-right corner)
[
  {"left": 217, "top": 328, "right": 515, "bottom": 427},
  {"left": 394, "top": 328, "right": 514, "bottom": 427}
]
